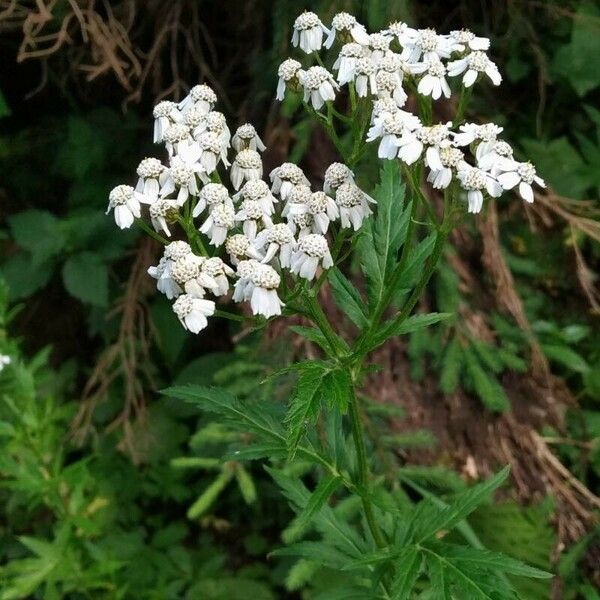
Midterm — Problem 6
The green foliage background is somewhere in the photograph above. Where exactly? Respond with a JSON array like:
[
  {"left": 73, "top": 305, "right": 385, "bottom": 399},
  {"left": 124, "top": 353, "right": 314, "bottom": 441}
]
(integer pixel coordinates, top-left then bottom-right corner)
[{"left": 0, "top": 1, "right": 598, "bottom": 598}]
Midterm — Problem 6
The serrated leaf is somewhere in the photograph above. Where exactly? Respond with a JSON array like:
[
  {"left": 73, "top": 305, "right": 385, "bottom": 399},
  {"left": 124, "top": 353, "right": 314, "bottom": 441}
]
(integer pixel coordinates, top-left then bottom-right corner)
[
  {"left": 375, "top": 312, "right": 451, "bottom": 346},
  {"left": 271, "top": 542, "right": 353, "bottom": 570},
  {"left": 427, "top": 553, "right": 452, "bottom": 600},
  {"left": 440, "top": 338, "right": 463, "bottom": 394},
  {"left": 289, "top": 325, "right": 329, "bottom": 351},
  {"left": 464, "top": 348, "right": 510, "bottom": 412},
  {"left": 329, "top": 268, "right": 368, "bottom": 328},
  {"left": 62, "top": 252, "right": 108, "bottom": 307},
  {"left": 323, "top": 368, "right": 352, "bottom": 413},
  {"left": 283, "top": 475, "right": 343, "bottom": 543},
  {"left": 541, "top": 343, "right": 590, "bottom": 374},
  {"left": 391, "top": 545, "right": 422, "bottom": 599},
  {"left": 392, "top": 233, "right": 436, "bottom": 304}
]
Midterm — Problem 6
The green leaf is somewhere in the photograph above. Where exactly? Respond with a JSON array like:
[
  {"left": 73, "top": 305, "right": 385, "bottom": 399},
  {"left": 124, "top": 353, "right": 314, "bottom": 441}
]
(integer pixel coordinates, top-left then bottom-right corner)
[
  {"left": 464, "top": 348, "right": 510, "bottom": 412},
  {"left": 322, "top": 368, "right": 352, "bottom": 413},
  {"left": 283, "top": 475, "right": 343, "bottom": 543},
  {"left": 328, "top": 268, "right": 368, "bottom": 328},
  {"left": 440, "top": 338, "right": 463, "bottom": 394},
  {"left": 1, "top": 254, "right": 54, "bottom": 300},
  {"left": 390, "top": 545, "right": 422, "bottom": 600},
  {"left": 289, "top": 325, "right": 329, "bottom": 351},
  {"left": 392, "top": 233, "right": 436, "bottom": 302},
  {"left": 375, "top": 312, "right": 451, "bottom": 345},
  {"left": 284, "top": 362, "right": 330, "bottom": 457},
  {"left": 187, "top": 470, "right": 234, "bottom": 519},
  {"left": 271, "top": 542, "right": 352, "bottom": 570},
  {"left": 427, "top": 554, "right": 452, "bottom": 600},
  {"left": 62, "top": 251, "right": 108, "bottom": 307},
  {"left": 8, "top": 210, "right": 66, "bottom": 266},
  {"left": 414, "top": 467, "right": 510, "bottom": 542},
  {"left": 541, "top": 343, "right": 590, "bottom": 374},
  {"left": 235, "top": 464, "right": 257, "bottom": 505}
]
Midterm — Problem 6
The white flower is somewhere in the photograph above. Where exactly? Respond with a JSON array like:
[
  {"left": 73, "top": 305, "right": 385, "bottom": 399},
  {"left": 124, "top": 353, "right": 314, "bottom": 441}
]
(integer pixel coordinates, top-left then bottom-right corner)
[
  {"left": 148, "top": 241, "right": 192, "bottom": 299},
  {"left": 354, "top": 57, "right": 378, "bottom": 98},
  {"left": 233, "top": 259, "right": 260, "bottom": 303},
  {"left": 457, "top": 166, "right": 503, "bottom": 213},
  {"left": 232, "top": 124, "right": 266, "bottom": 153},
  {"left": 192, "top": 183, "right": 233, "bottom": 218},
  {"left": 325, "top": 12, "right": 369, "bottom": 48},
  {"left": 253, "top": 223, "right": 296, "bottom": 267},
  {"left": 299, "top": 66, "right": 339, "bottom": 110},
  {"left": 292, "top": 11, "right": 329, "bottom": 54},
  {"left": 374, "top": 70, "right": 408, "bottom": 106},
  {"left": 233, "top": 180, "right": 277, "bottom": 215},
  {"left": 179, "top": 84, "right": 217, "bottom": 114},
  {"left": 0, "top": 354, "right": 11, "bottom": 372},
  {"left": 193, "top": 111, "right": 231, "bottom": 149},
  {"left": 160, "top": 156, "right": 201, "bottom": 206},
  {"left": 334, "top": 182, "right": 375, "bottom": 230},
  {"left": 323, "top": 162, "right": 355, "bottom": 194},
  {"left": 250, "top": 264, "right": 283, "bottom": 318},
  {"left": 170, "top": 254, "right": 211, "bottom": 298},
  {"left": 333, "top": 43, "right": 367, "bottom": 85},
  {"left": 399, "top": 27, "right": 451, "bottom": 62},
  {"left": 448, "top": 29, "right": 490, "bottom": 52},
  {"left": 384, "top": 21, "right": 417, "bottom": 43},
  {"left": 376, "top": 52, "right": 408, "bottom": 85},
  {"left": 225, "top": 233, "right": 263, "bottom": 265},
  {"left": 397, "top": 122, "right": 452, "bottom": 166},
  {"left": 368, "top": 33, "right": 392, "bottom": 62},
  {"left": 199, "top": 202, "right": 236, "bottom": 246},
  {"left": 270, "top": 163, "right": 310, "bottom": 200},
  {"left": 366, "top": 112, "right": 421, "bottom": 160},
  {"left": 149, "top": 199, "right": 178, "bottom": 236},
  {"left": 231, "top": 149, "right": 263, "bottom": 190},
  {"left": 282, "top": 183, "right": 312, "bottom": 218},
  {"left": 135, "top": 158, "right": 167, "bottom": 205},
  {"left": 447, "top": 51, "right": 501, "bottom": 87},
  {"left": 173, "top": 294, "right": 215, "bottom": 334},
  {"left": 235, "top": 198, "right": 273, "bottom": 240},
  {"left": 426, "top": 146, "right": 466, "bottom": 189},
  {"left": 153, "top": 101, "right": 182, "bottom": 143},
  {"left": 201, "top": 257, "right": 235, "bottom": 296},
  {"left": 496, "top": 161, "right": 545, "bottom": 203},
  {"left": 276, "top": 58, "right": 303, "bottom": 101},
  {"left": 453, "top": 122, "right": 503, "bottom": 149},
  {"left": 477, "top": 140, "right": 514, "bottom": 172},
  {"left": 162, "top": 123, "right": 197, "bottom": 161},
  {"left": 411, "top": 58, "right": 451, "bottom": 100},
  {"left": 288, "top": 191, "right": 339, "bottom": 234},
  {"left": 196, "top": 131, "right": 228, "bottom": 175},
  {"left": 107, "top": 185, "right": 141, "bottom": 229},
  {"left": 370, "top": 97, "right": 400, "bottom": 124},
  {"left": 291, "top": 234, "right": 334, "bottom": 280},
  {"left": 287, "top": 212, "right": 315, "bottom": 238}
]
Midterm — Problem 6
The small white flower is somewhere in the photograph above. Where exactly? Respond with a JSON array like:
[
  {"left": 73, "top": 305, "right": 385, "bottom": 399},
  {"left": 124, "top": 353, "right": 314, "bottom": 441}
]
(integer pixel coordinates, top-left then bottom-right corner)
[
  {"left": 448, "top": 29, "right": 490, "bottom": 52},
  {"left": 368, "top": 33, "right": 392, "bottom": 63},
  {"left": 0, "top": 354, "right": 11, "bottom": 372},
  {"left": 333, "top": 43, "right": 367, "bottom": 85},
  {"left": 374, "top": 70, "right": 408, "bottom": 106},
  {"left": 477, "top": 140, "right": 514, "bottom": 173},
  {"left": 376, "top": 52, "right": 408, "bottom": 85},
  {"left": 148, "top": 240, "right": 192, "bottom": 299},
  {"left": 354, "top": 57, "right": 378, "bottom": 98},
  {"left": 135, "top": 158, "right": 167, "bottom": 205},
  {"left": 201, "top": 256, "right": 235, "bottom": 296},
  {"left": 411, "top": 58, "right": 451, "bottom": 100},
  {"left": 282, "top": 183, "right": 312, "bottom": 218},
  {"left": 173, "top": 294, "right": 215, "bottom": 334},
  {"left": 232, "top": 124, "right": 266, "bottom": 153},
  {"left": 196, "top": 131, "right": 229, "bottom": 175},
  {"left": 447, "top": 51, "right": 501, "bottom": 87},
  {"left": 457, "top": 166, "right": 503, "bottom": 213},
  {"left": 288, "top": 191, "right": 339, "bottom": 234},
  {"left": 179, "top": 84, "right": 217, "bottom": 114},
  {"left": 299, "top": 66, "right": 339, "bottom": 110},
  {"left": 164, "top": 240, "right": 192, "bottom": 260},
  {"left": 325, "top": 12, "right": 369, "bottom": 48},
  {"left": 270, "top": 163, "right": 310, "bottom": 200},
  {"left": 370, "top": 97, "right": 401, "bottom": 124},
  {"left": 235, "top": 198, "right": 273, "bottom": 240},
  {"left": 160, "top": 156, "right": 201, "bottom": 206},
  {"left": 399, "top": 27, "right": 451, "bottom": 62},
  {"left": 200, "top": 202, "right": 236, "bottom": 246},
  {"left": 162, "top": 123, "right": 198, "bottom": 161},
  {"left": 253, "top": 223, "right": 296, "bottom": 267},
  {"left": 149, "top": 199, "right": 178, "bottom": 236},
  {"left": 453, "top": 122, "right": 503, "bottom": 149},
  {"left": 291, "top": 234, "right": 334, "bottom": 280},
  {"left": 496, "top": 161, "right": 545, "bottom": 203},
  {"left": 276, "top": 58, "right": 303, "bottom": 101},
  {"left": 397, "top": 122, "right": 452, "bottom": 166},
  {"left": 426, "top": 146, "right": 466, "bottom": 189},
  {"left": 231, "top": 149, "right": 263, "bottom": 190},
  {"left": 323, "top": 162, "right": 355, "bottom": 194},
  {"left": 366, "top": 112, "right": 421, "bottom": 160},
  {"left": 107, "top": 185, "right": 141, "bottom": 229},
  {"left": 233, "top": 180, "right": 277, "bottom": 215},
  {"left": 153, "top": 101, "right": 182, "bottom": 143},
  {"left": 384, "top": 21, "right": 417, "bottom": 43},
  {"left": 292, "top": 11, "right": 329, "bottom": 54},
  {"left": 233, "top": 259, "right": 261, "bottom": 303},
  {"left": 170, "top": 254, "right": 210, "bottom": 298},
  {"left": 192, "top": 183, "right": 233, "bottom": 218},
  {"left": 335, "top": 182, "right": 375, "bottom": 230},
  {"left": 193, "top": 111, "right": 231, "bottom": 149},
  {"left": 225, "top": 234, "right": 263, "bottom": 265},
  {"left": 287, "top": 212, "right": 315, "bottom": 238},
  {"left": 250, "top": 263, "right": 284, "bottom": 318}
]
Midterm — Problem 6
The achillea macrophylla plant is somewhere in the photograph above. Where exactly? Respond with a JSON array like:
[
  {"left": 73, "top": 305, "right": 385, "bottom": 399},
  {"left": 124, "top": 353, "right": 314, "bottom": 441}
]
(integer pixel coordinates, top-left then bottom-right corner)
[{"left": 108, "top": 11, "right": 551, "bottom": 597}]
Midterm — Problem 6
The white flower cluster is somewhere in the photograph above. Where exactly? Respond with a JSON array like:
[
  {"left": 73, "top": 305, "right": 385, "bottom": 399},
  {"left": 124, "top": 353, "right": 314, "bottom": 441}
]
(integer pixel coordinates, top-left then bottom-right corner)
[
  {"left": 279, "top": 12, "right": 545, "bottom": 213},
  {"left": 107, "top": 84, "right": 374, "bottom": 333}
]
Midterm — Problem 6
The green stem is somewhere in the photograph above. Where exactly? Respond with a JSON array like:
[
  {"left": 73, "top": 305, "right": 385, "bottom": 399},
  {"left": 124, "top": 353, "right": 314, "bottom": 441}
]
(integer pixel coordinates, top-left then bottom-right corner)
[
  {"left": 454, "top": 86, "right": 473, "bottom": 126},
  {"left": 136, "top": 219, "right": 169, "bottom": 245},
  {"left": 305, "top": 290, "right": 348, "bottom": 356},
  {"left": 349, "top": 391, "right": 387, "bottom": 549}
]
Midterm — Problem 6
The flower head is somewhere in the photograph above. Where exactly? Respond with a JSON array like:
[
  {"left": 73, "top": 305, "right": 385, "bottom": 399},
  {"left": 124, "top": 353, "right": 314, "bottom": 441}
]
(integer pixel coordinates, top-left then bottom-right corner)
[
  {"left": 299, "top": 66, "right": 339, "bottom": 110},
  {"left": 173, "top": 294, "right": 215, "bottom": 333},
  {"left": 231, "top": 149, "right": 263, "bottom": 190},
  {"left": 292, "top": 11, "right": 329, "bottom": 54},
  {"left": 291, "top": 234, "right": 334, "bottom": 280},
  {"left": 107, "top": 185, "right": 140, "bottom": 229},
  {"left": 276, "top": 58, "right": 303, "bottom": 100}
]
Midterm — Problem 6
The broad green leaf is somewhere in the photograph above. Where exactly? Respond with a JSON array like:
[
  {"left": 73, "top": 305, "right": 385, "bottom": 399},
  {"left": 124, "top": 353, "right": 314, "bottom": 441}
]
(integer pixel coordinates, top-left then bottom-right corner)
[
  {"left": 375, "top": 312, "right": 451, "bottom": 346},
  {"left": 62, "top": 251, "right": 108, "bottom": 307},
  {"left": 329, "top": 268, "right": 368, "bottom": 328},
  {"left": 8, "top": 210, "right": 66, "bottom": 266},
  {"left": 390, "top": 545, "right": 422, "bottom": 600},
  {"left": 464, "top": 348, "right": 510, "bottom": 412},
  {"left": 1, "top": 254, "right": 54, "bottom": 300},
  {"left": 283, "top": 475, "right": 343, "bottom": 542},
  {"left": 440, "top": 338, "right": 463, "bottom": 394},
  {"left": 414, "top": 467, "right": 510, "bottom": 542},
  {"left": 284, "top": 362, "right": 330, "bottom": 457}
]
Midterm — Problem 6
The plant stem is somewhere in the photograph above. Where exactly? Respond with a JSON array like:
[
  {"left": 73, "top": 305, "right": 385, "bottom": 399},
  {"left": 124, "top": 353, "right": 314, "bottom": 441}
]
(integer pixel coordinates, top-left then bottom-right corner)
[
  {"left": 349, "top": 390, "right": 387, "bottom": 549},
  {"left": 454, "top": 85, "right": 473, "bottom": 126},
  {"left": 135, "top": 219, "right": 169, "bottom": 245}
]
